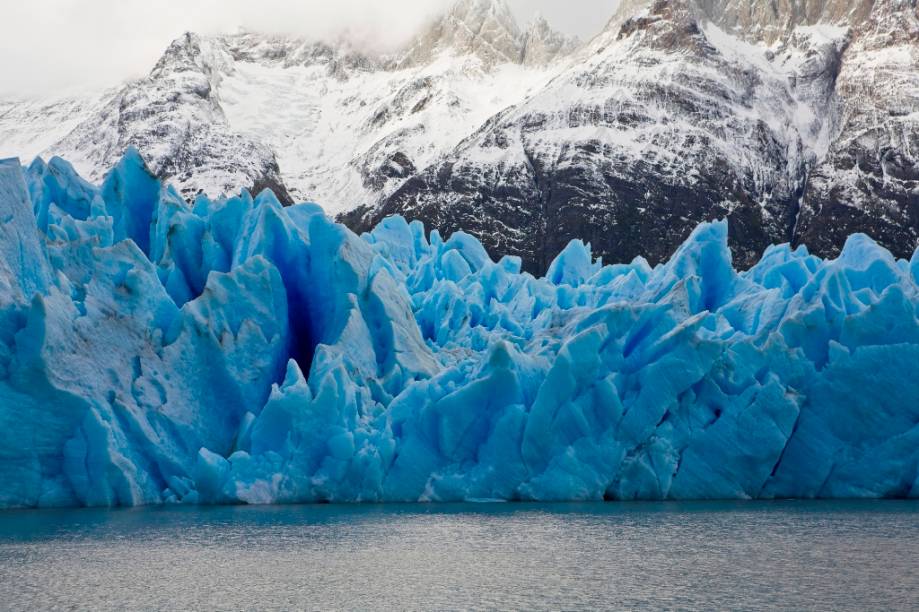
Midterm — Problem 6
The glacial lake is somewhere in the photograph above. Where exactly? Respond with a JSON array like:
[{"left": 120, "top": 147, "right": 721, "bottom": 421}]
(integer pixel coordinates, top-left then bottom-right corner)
[{"left": 1, "top": 501, "right": 917, "bottom": 610}]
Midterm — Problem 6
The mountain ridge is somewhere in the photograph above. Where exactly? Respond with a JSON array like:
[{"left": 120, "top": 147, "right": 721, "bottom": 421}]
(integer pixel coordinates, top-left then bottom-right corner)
[
  {"left": 0, "top": 0, "right": 577, "bottom": 211},
  {"left": 1, "top": 0, "right": 917, "bottom": 273},
  {"left": 350, "top": 0, "right": 919, "bottom": 272}
]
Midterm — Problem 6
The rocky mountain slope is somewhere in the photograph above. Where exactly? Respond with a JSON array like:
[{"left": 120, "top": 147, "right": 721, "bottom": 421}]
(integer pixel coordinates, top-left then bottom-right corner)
[
  {"left": 350, "top": 0, "right": 919, "bottom": 272},
  {"left": 794, "top": 0, "right": 919, "bottom": 257},
  {"left": 1, "top": 0, "right": 917, "bottom": 273}
]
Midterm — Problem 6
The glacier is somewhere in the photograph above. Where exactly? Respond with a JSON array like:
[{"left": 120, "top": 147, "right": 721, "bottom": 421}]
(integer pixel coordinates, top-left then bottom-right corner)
[{"left": 1, "top": 149, "right": 919, "bottom": 509}]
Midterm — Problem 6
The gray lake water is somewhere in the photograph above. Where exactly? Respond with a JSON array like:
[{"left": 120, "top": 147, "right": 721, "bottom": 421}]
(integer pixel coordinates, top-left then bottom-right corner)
[{"left": 1, "top": 501, "right": 917, "bottom": 611}]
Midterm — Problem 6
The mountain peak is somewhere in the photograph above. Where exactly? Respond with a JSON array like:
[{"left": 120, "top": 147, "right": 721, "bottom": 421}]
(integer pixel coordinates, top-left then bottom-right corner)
[
  {"left": 448, "top": 0, "right": 517, "bottom": 22},
  {"left": 151, "top": 32, "right": 205, "bottom": 77},
  {"left": 603, "top": 0, "right": 874, "bottom": 46},
  {"left": 398, "top": 0, "right": 524, "bottom": 67},
  {"left": 525, "top": 12, "right": 553, "bottom": 35},
  {"left": 693, "top": 0, "right": 870, "bottom": 43},
  {"left": 521, "top": 13, "right": 580, "bottom": 65},
  {"left": 398, "top": 0, "right": 577, "bottom": 68}
]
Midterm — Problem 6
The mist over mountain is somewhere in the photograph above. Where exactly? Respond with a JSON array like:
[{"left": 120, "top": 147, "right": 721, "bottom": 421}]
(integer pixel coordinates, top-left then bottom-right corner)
[{"left": 0, "top": 0, "right": 611, "bottom": 96}]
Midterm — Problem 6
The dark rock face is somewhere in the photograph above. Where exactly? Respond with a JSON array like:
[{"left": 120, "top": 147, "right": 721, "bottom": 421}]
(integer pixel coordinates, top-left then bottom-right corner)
[
  {"left": 354, "top": 138, "right": 795, "bottom": 275},
  {"left": 347, "top": 0, "right": 813, "bottom": 273},
  {"left": 360, "top": 152, "right": 418, "bottom": 193},
  {"left": 51, "top": 32, "right": 292, "bottom": 204},
  {"left": 250, "top": 166, "right": 294, "bottom": 206},
  {"left": 793, "top": 0, "right": 919, "bottom": 260},
  {"left": 345, "top": 0, "right": 919, "bottom": 274}
]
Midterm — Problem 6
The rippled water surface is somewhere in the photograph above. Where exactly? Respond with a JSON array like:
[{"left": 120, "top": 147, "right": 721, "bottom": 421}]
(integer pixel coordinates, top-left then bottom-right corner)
[{"left": 1, "top": 501, "right": 918, "bottom": 610}]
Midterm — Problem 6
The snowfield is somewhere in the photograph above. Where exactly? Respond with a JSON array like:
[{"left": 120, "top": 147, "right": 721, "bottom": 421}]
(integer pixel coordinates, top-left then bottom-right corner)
[{"left": 219, "top": 51, "right": 561, "bottom": 214}]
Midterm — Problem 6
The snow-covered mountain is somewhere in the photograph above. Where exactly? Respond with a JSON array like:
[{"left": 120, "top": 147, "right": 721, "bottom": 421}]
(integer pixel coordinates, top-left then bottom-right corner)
[
  {"left": 350, "top": 0, "right": 919, "bottom": 271},
  {"left": 0, "top": 0, "right": 575, "bottom": 215},
  {"left": 1, "top": 0, "right": 917, "bottom": 272},
  {"left": 794, "top": 0, "right": 919, "bottom": 258}
]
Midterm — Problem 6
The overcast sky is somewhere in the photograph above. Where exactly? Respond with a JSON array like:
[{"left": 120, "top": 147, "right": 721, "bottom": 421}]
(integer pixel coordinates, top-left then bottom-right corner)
[{"left": 0, "top": 0, "right": 619, "bottom": 97}]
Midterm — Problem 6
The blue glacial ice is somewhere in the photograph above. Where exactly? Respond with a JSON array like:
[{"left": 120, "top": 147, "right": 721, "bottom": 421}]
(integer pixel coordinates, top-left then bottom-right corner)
[{"left": 2, "top": 149, "right": 919, "bottom": 508}]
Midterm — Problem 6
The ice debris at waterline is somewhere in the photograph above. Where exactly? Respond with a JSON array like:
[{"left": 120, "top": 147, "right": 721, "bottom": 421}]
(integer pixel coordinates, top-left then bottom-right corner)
[{"left": 2, "top": 150, "right": 919, "bottom": 508}]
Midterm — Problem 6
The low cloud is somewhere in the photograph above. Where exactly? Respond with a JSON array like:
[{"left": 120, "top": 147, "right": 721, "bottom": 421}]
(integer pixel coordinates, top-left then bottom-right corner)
[{"left": 0, "top": 0, "right": 619, "bottom": 97}]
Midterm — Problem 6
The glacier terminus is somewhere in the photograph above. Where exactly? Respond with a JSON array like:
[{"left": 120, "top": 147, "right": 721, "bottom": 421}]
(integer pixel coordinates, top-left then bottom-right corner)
[{"left": 1, "top": 150, "right": 919, "bottom": 509}]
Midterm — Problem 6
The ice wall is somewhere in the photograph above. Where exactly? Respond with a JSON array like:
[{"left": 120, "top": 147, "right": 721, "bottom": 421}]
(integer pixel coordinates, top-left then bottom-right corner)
[{"left": 1, "top": 150, "right": 918, "bottom": 508}]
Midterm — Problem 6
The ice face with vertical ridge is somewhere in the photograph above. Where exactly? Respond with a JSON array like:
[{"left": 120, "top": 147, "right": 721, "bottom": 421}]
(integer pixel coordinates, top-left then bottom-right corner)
[{"left": 1, "top": 151, "right": 918, "bottom": 508}]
